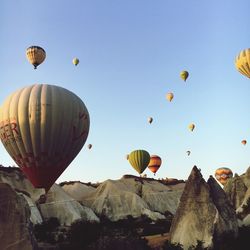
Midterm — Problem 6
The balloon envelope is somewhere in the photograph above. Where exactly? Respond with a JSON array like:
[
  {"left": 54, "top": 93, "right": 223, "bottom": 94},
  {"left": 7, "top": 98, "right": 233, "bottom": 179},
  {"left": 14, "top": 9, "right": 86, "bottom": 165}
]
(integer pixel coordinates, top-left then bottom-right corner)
[
  {"left": 235, "top": 49, "right": 250, "bottom": 79},
  {"left": 26, "top": 46, "right": 46, "bottom": 69},
  {"left": 148, "top": 155, "right": 162, "bottom": 174},
  {"left": 241, "top": 140, "right": 247, "bottom": 145},
  {"left": 73, "top": 58, "right": 79, "bottom": 66},
  {"left": 166, "top": 92, "right": 174, "bottom": 102},
  {"left": 214, "top": 167, "right": 233, "bottom": 186},
  {"left": 0, "top": 84, "right": 90, "bottom": 192},
  {"left": 128, "top": 150, "right": 150, "bottom": 174},
  {"left": 88, "top": 144, "right": 92, "bottom": 149},
  {"left": 186, "top": 150, "right": 191, "bottom": 156},
  {"left": 188, "top": 123, "right": 195, "bottom": 131},
  {"left": 148, "top": 117, "right": 153, "bottom": 124},
  {"left": 180, "top": 70, "right": 189, "bottom": 81}
]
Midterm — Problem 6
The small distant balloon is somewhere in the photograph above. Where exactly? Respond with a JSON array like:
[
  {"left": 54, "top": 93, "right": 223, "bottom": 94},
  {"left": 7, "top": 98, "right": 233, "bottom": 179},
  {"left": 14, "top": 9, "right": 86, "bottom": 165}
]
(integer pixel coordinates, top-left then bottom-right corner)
[
  {"left": 88, "top": 144, "right": 92, "bottom": 149},
  {"left": 126, "top": 154, "right": 129, "bottom": 160},
  {"left": 241, "top": 140, "right": 247, "bottom": 145},
  {"left": 186, "top": 150, "right": 191, "bottom": 156},
  {"left": 148, "top": 155, "right": 162, "bottom": 176},
  {"left": 148, "top": 117, "right": 153, "bottom": 124},
  {"left": 26, "top": 46, "right": 46, "bottom": 69},
  {"left": 166, "top": 92, "right": 174, "bottom": 102},
  {"left": 188, "top": 123, "right": 195, "bottom": 132},
  {"left": 215, "top": 167, "right": 233, "bottom": 186},
  {"left": 73, "top": 58, "right": 79, "bottom": 66},
  {"left": 235, "top": 49, "right": 250, "bottom": 79},
  {"left": 180, "top": 70, "right": 189, "bottom": 81}
]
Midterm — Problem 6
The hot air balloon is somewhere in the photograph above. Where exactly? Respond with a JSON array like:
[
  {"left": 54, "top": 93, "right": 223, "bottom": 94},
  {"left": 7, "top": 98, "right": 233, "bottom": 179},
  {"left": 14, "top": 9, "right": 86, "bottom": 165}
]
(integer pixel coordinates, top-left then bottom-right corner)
[
  {"left": 148, "top": 155, "right": 162, "bottom": 176},
  {"left": 180, "top": 70, "right": 189, "bottom": 81},
  {"left": 128, "top": 150, "right": 150, "bottom": 175},
  {"left": 148, "top": 117, "right": 153, "bottom": 124},
  {"left": 186, "top": 150, "right": 191, "bottom": 156},
  {"left": 188, "top": 123, "right": 195, "bottom": 132},
  {"left": 166, "top": 92, "right": 174, "bottom": 102},
  {"left": 26, "top": 46, "right": 46, "bottom": 69},
  {"left": 126, "top": 154, "right": 129, "bottom": 160},
  {"left": 88, "top": 144, "right": 92, "bottom": 149},
  {"left": 235, "top": 49, "right": 250, "bottom": 79},
  {"left": 241, "top": 140, "right": 247, "bottom": 145},
  {"left": 214, "top": 167, "right": 233, "bottom": 186},
  {"left": 73, "top": 58, "right": 79, "bottom": 66},
  {"left": 0, "top": 84, "right": 90, "bottom": 193}
]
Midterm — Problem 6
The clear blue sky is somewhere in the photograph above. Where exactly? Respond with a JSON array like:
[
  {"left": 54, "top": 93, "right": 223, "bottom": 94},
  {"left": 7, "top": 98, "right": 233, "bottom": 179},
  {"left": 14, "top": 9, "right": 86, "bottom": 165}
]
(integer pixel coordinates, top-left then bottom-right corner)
[{"left": 1, "top": 0, "right": 250, "bottom": 183}]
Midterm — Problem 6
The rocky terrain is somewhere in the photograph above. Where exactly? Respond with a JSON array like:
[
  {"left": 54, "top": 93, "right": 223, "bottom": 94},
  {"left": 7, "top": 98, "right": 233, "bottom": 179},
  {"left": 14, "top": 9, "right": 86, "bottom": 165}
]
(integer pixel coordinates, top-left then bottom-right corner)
[
  {"left": 169, "top": 166, "right": 238, "bottom": 250},
  {"left": 0, "top": 165, "right": 249, "bottom": 250}
]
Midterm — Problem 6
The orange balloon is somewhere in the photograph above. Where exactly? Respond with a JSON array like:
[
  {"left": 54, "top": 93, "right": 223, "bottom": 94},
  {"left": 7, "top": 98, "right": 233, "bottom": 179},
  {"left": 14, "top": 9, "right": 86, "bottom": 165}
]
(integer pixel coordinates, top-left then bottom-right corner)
[
  {"left": 148, "top": 155, "right": 162, "bottom": 175},
  {"left": 214, "top": 167, "right": 233, "bottom": 186},
  {"left": 241, "top": 140, "right": 247, "bottom": 145}
]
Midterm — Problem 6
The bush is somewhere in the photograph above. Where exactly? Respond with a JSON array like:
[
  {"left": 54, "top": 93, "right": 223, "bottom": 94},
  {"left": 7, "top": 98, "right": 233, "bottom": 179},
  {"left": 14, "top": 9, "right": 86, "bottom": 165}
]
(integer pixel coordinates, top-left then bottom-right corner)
[
  {"left": 87, "top": 235, "right": 150, "bottom": 250},
  {"left": 34, "top": 217, "right": 60, "bottom": 243},
  {"left": 68, "top": 220, "right": 101, "bottom": 249}
]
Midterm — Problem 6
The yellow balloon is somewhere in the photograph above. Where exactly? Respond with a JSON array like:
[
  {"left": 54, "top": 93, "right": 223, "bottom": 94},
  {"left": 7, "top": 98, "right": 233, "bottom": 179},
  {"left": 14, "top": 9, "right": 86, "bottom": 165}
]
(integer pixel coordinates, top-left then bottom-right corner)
[
  {"left": 73, "top": 58, "right": 80, "bottom": 66},
  {"left": 166, "top": 92, "right": 174, "bottom": 102},
  {"left": 180, "top": 70, "right": 189, "bottom": 81},
  {"left": 188, "top": 123, "right": 195, "bottom": 131},
  {"left": 235, "top": 49, "right": 250, "bottom": 79},
  {"left": 0, "top": 84, "right": 90, "bottom": 192},
  {"left": 26, "top": 46, "right": 46, "bottom": 69}
]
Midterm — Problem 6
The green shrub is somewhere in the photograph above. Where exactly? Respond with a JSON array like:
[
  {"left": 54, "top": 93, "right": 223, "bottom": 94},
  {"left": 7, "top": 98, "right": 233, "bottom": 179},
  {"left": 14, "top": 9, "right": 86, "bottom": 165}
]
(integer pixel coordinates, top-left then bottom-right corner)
[
  {"left": 33, "top": 217, "right": 60, "bottom": 243},
  {"left": 68, "top": 220, "right": 101, "bottom": 249}
]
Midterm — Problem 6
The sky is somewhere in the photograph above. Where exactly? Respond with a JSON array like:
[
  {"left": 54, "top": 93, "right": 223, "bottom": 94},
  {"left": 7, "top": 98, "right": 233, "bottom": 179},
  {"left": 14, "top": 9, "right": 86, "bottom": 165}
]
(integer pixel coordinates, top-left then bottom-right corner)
[{"left": 1, "top": 0, "right": 250, "bottom": 184}]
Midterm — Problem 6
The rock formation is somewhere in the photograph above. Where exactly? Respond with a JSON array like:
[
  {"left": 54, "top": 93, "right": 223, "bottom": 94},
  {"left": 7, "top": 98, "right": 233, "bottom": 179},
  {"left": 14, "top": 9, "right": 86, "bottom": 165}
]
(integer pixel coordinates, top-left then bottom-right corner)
[
  {"left": 62, "top": 175, "right": 185, "bottom": 221},
  {"left": 224, "top": 166, "right": 250, "bottom": 226},
  {"left": 0, "top": 183, "right": 37, "bottom": 250},
  {"left": 38, "top": 184, "right": 99, "bottom": 225},
  {"left": 0, "top": 166, "right": 99, "bottom": 226},
  {"left": 169, "top": 166, "right": 238, "bottom": 250}
]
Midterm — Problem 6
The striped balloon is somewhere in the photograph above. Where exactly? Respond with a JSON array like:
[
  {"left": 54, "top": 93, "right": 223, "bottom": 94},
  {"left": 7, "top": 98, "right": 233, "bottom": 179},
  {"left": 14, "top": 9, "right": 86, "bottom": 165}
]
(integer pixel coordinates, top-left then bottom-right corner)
[
  {"left": 128, "top": 150, "right": 150, "bottom": 174},
  {"left": 0, "top": 84, "right": 90, "bottom": 192},
  {"left": 235, "top": 48, "right": 250, "bottom": 79},
  {"left": 148, "top": 155, "right": 162, "bottom": 175},
  {"left": 26, "top": 46, "right": 46, "bottom": 69},
  {"left": 214, "top": 167, "right": 233, "bottom": 186}
]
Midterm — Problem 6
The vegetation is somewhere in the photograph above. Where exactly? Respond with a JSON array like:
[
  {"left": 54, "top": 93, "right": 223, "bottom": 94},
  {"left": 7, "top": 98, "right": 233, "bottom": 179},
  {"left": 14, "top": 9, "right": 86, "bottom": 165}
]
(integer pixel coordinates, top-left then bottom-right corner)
[
  {"left": 34, "top": 217, "right": 60, "bottom": 244},
  {"left": 67, "top": 220, "right": 101, "bottom": 249}
]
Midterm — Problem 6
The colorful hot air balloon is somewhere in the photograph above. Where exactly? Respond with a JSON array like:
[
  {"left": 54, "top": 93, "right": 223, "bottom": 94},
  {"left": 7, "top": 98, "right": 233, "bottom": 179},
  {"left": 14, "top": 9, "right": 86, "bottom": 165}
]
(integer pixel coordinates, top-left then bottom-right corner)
[
  {"left": 214, "top": 167, "right": 233, "bottom": 186},
  {"left": 0, "top": 84, "right": 90, "bottom": 192},
  {"left": 26, "top": 46, "right": 46, "bottom": 69},
  {"left": 235, "top": 49, "right": 250, "bottom": 79},
  {"left": 188, "top": 123, "right": 195, "bottom": 132},
  {"left": 88, "top": 144, "right": 92, "bottom": 149},
  {"left": 186, "top": 150, "right": 191, "bottom": 156},
  {"left": 148, "top": 117, "right": 153, "bottom": 124},
  {"left": 148, "top": 155, "right": 162, "bottom": 175},
  {"left": 73, "top": 58, "right": 79, "bottom": 66},
  {"left": 166, "top": 92, "right": 174, "bottom": 102},
  {"left": 180, "top": 70, "right": 189, "bottom": 81},
  {"left": 128, "top": 150, "right": 150, "bottom": 174},
  {"left": 241, "top": 140, "right": 247, "bottom": 145}
]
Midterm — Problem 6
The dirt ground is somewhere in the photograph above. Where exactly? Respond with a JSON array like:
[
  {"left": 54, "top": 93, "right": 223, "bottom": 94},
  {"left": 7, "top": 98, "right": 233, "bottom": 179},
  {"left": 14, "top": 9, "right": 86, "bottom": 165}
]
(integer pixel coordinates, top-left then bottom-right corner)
[{"left": 143, "top": 233, "right": 170, "bottom": 249}]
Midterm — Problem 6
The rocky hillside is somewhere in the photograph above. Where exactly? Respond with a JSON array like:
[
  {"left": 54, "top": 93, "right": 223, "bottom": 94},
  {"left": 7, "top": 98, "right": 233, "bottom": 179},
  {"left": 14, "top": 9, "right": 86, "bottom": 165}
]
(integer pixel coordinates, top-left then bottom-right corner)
[
  {"left": 0, "top": 165, "right": 185, "bottom": 224},
  {"left": 169, "top": 166, "right": 238, "bottom": 250},
  {"left": 224, "top": 166, "right": 250, "bottom": 227},
  {"left": 61, "top": 175, "right": 185, "bottom": 221}
]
